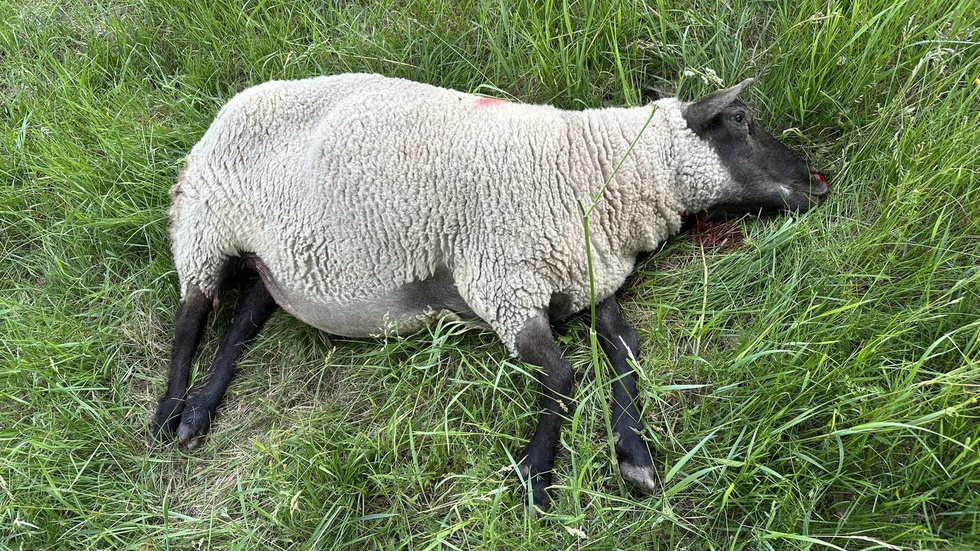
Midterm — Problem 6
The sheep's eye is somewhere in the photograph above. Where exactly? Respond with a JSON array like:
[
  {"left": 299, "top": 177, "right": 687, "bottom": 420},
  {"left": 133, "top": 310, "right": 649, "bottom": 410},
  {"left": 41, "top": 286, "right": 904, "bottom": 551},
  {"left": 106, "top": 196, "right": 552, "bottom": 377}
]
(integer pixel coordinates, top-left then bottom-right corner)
[{"left": 731, "top": 113, "right": 745, "bottom": 124}]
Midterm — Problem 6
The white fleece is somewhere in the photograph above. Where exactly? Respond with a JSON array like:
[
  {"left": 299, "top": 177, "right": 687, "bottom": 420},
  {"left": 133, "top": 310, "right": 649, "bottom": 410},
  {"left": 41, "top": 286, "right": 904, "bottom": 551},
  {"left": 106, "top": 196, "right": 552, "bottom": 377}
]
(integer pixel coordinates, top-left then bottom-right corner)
[{"left": 169, "top": 73, "right": 732, "bottom": 354}]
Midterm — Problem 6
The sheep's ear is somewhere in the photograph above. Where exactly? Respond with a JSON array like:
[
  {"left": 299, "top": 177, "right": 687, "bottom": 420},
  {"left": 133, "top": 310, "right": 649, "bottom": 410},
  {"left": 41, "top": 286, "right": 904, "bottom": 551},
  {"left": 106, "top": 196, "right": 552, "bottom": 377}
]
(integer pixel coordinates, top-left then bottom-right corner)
[{"left": 684, "top": 78, "right": 755, "bottom": 132}]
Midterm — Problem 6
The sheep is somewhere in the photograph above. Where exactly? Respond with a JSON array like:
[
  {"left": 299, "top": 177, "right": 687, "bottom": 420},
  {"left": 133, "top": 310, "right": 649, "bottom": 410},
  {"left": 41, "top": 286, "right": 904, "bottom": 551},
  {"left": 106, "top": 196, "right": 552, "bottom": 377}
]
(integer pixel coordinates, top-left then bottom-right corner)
[{"left": 151, "top": 73, "right": 828, "bottom": 510}]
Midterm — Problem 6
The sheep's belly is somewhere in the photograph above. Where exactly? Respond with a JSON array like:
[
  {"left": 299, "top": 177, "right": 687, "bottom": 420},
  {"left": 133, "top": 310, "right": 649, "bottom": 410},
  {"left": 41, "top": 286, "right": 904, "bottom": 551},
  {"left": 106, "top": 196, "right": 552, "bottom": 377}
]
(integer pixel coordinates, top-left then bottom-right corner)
[
  {"left": 276, "top": 289, "right": 466, "bottom": 337},
  {"left": 255, "top": 262, "right": 476, "bottom": 338}
]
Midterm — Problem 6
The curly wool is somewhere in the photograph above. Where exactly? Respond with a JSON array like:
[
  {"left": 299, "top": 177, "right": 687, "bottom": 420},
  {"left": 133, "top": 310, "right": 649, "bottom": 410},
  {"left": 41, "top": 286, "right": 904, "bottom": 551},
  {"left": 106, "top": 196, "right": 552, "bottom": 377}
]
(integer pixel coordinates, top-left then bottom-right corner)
[{"left": 170, "top": 73, "right": 732, "bottom": 354}]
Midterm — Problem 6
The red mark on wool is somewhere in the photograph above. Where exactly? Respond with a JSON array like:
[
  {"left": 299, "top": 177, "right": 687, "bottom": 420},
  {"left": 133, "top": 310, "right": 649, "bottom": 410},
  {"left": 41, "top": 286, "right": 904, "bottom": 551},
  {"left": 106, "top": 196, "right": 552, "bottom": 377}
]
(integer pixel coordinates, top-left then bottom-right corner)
[{"left": 475, "top": 97, "right": 506, "bottom": 107}]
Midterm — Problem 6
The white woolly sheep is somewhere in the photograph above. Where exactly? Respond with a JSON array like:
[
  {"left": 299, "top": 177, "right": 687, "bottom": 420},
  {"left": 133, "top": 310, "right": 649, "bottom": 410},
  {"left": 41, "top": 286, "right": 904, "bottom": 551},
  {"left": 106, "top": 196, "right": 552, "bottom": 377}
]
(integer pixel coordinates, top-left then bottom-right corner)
[{"left": 152, "top": 73, "right": 828, "bottom": 510}]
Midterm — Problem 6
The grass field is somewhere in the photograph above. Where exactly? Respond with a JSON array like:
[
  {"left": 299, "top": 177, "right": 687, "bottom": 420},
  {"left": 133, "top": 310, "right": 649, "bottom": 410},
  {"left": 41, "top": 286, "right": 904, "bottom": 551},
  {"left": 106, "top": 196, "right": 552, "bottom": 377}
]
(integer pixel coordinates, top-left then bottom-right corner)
[{"left": 2, "top": 0, "right": 978, "bottom": 549}]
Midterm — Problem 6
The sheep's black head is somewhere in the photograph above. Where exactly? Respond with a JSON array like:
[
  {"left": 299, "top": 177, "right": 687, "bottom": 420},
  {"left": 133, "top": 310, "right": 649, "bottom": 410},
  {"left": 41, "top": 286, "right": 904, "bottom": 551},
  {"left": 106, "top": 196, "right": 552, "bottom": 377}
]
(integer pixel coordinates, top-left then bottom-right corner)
[{"left": 683, "top": 79, "right": 829, "bottom": 218}]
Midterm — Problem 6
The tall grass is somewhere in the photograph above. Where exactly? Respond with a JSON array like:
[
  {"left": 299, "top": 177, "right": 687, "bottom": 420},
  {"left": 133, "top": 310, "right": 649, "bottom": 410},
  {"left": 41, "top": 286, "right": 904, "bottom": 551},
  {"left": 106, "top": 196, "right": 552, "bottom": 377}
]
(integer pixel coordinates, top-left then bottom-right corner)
[{"left": 1, "top": 0, "right": 977, "bottom": 549}]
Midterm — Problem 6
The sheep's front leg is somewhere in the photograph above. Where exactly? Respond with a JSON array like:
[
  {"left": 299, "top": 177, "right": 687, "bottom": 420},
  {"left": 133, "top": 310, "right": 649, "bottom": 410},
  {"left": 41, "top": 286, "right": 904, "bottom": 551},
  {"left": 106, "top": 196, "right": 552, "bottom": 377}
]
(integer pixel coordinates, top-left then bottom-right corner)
[
  {"left": 177, "top": 279, "right": 278, "bottom": 449},
  {"left": 594, "top": 297, "right": 658, "bottom": 493},
  {"left": 514, "top": 314, "right": 574, "bottom": 511},
  {"left": 151, "top": 284, "right": 213, "bottom": 442}
]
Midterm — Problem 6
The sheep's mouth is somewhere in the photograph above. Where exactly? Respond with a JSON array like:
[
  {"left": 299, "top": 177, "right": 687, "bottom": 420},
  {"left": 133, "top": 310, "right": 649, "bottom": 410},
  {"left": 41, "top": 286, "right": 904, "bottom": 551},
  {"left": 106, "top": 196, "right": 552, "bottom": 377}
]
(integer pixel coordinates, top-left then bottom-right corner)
[
  {"left": 809, "top": 167, "right": 830, "bottom": 198},
  {"left": 800, "top": 168, "right": 831, "bottom": 209},
  {"left": 780, "top": 167, "right": 830, "bottom": 212}
]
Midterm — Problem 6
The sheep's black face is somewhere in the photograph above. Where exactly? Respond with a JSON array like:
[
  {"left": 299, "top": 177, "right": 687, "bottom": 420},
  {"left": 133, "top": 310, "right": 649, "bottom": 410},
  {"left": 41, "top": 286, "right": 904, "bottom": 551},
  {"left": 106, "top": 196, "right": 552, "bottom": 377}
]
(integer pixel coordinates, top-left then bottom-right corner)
[{"left": 684, "top": 80, "right": 829, "bottom": 218}]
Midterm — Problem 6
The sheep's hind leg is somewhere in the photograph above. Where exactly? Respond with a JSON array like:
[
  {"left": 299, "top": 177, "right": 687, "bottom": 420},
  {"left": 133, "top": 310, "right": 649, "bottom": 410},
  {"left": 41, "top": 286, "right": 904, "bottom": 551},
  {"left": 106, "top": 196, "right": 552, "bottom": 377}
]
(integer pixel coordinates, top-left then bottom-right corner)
[
  {"left": 177, "top": 278, "right": 278, "bottom": 449},
  {"left": 151, "top": 284, "right": 213, "bottom": 442},
  {"left": 594, "top": 297, "right": 658, "bottom": 493},
  {"left": 514, "top": 314, "right": 575, "bottom": 511}
]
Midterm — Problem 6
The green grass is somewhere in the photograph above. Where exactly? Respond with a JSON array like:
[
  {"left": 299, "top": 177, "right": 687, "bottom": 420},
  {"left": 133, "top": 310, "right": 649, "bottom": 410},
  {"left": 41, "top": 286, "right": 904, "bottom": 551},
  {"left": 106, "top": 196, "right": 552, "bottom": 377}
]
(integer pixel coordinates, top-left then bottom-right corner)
[{"left": 2, "top": 0, "right": 978, "bottom": 549}]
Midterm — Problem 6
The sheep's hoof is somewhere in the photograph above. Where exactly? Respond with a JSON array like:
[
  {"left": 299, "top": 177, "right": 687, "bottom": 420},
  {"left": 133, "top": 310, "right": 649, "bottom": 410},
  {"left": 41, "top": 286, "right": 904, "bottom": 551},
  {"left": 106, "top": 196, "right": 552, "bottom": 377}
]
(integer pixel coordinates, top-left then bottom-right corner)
[
  {"left": 613, "top": 431, "right": 658, "bottom": 494},
  {"left": 528, "top": 476, "right": 552, "bottom": 512},
  {"left": 619, "top": 460, "right": 658, "bottom": 494},
  {"left": 516, "top": 455, "right": 553, "bottom": 512},
  {"left": 176, "top": 409, "right": 212, "bottom": 450},
  {"left": 149, "top": 398, "right": 184, "bottom": 443}
]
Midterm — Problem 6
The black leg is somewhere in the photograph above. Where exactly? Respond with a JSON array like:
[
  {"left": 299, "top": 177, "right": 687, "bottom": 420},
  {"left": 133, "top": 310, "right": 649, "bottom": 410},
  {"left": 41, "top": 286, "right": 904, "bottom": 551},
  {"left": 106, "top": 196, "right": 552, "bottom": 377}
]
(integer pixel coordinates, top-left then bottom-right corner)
[
  {"left": 514, "top": 314, "right": 574, "bottom": 511},
  {"left": 151, "top": 284, "right": 213, "bottom": 442},
  {"left": 177, "top": 279, "right": 278, "bottom": 449},
  {"left": 594, "top": 296, "right": 657, "bottom": 493}
]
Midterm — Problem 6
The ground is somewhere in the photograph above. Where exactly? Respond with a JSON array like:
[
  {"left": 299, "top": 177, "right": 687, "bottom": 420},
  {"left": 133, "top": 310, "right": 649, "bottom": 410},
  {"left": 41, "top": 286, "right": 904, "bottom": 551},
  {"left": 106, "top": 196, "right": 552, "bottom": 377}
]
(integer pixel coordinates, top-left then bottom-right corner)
[{"left": 1, "top": 0, "right": 978, "bottom": 549}]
